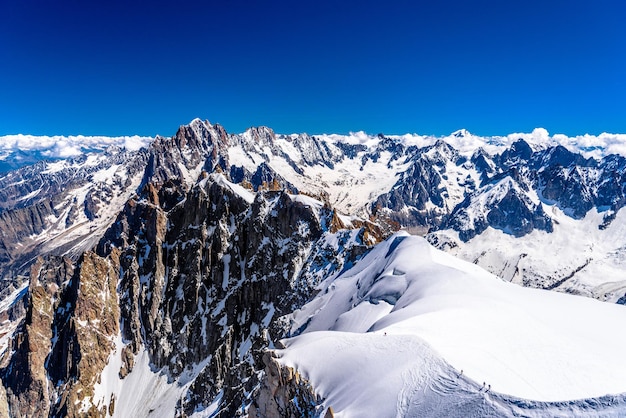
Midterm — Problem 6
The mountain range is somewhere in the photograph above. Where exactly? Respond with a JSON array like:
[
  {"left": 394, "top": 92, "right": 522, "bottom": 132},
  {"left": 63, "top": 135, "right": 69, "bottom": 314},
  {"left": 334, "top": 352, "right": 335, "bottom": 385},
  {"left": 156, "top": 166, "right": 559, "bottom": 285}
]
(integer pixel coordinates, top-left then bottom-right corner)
[{"left": 1, "top": 119, "right": 625, "bottom": 417}]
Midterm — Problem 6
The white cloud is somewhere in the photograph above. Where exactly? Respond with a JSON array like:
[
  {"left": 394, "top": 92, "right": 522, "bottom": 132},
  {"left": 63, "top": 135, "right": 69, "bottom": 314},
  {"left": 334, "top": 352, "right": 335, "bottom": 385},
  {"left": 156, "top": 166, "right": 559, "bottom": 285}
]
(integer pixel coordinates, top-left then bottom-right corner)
[
  {"left": 312, "top": 128, "right": 626, "bottom": 160},
  {"left": 0, "top": 134, "right": 154, "bottom": 159},
  {"left": 3, "top": 128, "right": 626, "bottom": 163}
]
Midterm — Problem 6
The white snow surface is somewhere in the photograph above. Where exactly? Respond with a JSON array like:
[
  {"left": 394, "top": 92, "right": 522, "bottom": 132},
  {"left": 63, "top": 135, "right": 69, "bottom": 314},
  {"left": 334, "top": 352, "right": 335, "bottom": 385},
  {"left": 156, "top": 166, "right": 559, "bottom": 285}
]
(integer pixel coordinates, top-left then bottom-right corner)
[
  {"left": 90, "top": 336, "right": 213, "bottom": 418},
  {"left": 432, "top": 204, "right": 626, "bottom": 302},
  {"left": 0, "top": 283, "right": 28, "bottom": 355},
  {"left": 280, "top": 232, "right": 626, "bottom": 417}
]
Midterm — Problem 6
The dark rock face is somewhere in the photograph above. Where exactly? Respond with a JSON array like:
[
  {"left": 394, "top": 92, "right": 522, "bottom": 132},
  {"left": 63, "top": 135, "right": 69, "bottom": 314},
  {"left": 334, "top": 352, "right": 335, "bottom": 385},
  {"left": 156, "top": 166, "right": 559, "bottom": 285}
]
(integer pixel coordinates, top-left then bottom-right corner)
[
  {"left": 94, "top": 173, "right": 372, "bottom": 416},
  {"left": 539, "top": 166, "right": 595, "bottom": 219},
  {"left": 0, "top": 201, "right": 57, "bottom": 269},
  {"left": 144, "top": 120, "right": 230, "bottom": 191},
  {"left": 0, "top": 257, "right": 72, "bottom": 418},
  {"left": 250, "top": 163, "right": 298, "bottom": 192},
  {"left": 448, "top": 176, "right": 553, "bottom": 242},
  {"left": 471, "top": 148, "right": 495, "bottom": 177},
  {"left": 1, "top": 169, "right": 372, "bottom": 416},
  {"left": 372, "top": 156, "right": 444, "bottom": 229},
  {"left": 371, "top": 141, "right": 464, "bottom": 231},
  {"left": 292, "top": 133, "right": 337, "bottom": 168},
  {"left": 497, "top": 138, "right": 532, "bottom": 167},
  {"left": 1, "top": 251, "right": 120, "bottom": 418},
  {"left": 485, "top": 188, "right": 552, "bottom": 237},
  {"left": 249, "top": 351, "right": 322, "bottom": 418}
]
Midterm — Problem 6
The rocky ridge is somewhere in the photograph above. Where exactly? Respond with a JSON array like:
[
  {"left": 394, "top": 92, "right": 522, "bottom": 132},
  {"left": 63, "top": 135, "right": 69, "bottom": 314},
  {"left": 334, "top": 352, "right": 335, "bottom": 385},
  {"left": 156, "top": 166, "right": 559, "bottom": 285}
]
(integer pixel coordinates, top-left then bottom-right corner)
[
  {"left": 2, "top": 119, "right": 626, "bottom": 416},
  {"left": 0, "top": 127, "right": 380, "bottom": 416}
]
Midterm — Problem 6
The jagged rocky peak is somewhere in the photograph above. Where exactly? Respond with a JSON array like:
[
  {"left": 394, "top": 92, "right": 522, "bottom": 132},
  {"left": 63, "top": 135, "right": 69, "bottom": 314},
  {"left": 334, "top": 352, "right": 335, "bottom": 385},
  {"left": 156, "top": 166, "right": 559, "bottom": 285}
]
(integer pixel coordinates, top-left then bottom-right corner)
[
  {"left": 536, "top": 144, "right": 591, "bottom": 168},
  {"left": 176, "top": 118, "right": 230, "bottom": 158},
  {"left": 291, "top": 133, "right": 330, "bottom": 166},
  {"left": 373, "top": 134, "right": 406, "bottom": 158},
  {"left": 145, "top": 121, "right": 229, "bottom": 191},
  {"left": 242, "top": 126, "right": 277, "bottom": 146},
  {"left": 539, "top": 165, "right": 595, "bottom": 219},
  {"left": 250, "top": 162, "right": 298, "bottom": 192},
  {"left": 447, "top": 175, "right": 552, "bottom": 241},
  {"left": 424, "top": 138, "right": 462, "bottom": 165},
  {"left": 498, "top": 138, "right": 533, "bottom": 165},
  {"left": 471, "top": 147, "right": 496, "bottom": 175},
  {"left": 84, "top": 171, "right": 381, "bottom": 416}
]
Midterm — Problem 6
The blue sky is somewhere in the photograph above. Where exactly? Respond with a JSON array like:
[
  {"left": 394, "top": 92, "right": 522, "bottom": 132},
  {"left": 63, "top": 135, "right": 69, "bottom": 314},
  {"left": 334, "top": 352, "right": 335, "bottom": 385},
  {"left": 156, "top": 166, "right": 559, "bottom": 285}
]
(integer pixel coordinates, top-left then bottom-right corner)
[{"left": 1, "top": 0, "right": 625, "bottom": 137}]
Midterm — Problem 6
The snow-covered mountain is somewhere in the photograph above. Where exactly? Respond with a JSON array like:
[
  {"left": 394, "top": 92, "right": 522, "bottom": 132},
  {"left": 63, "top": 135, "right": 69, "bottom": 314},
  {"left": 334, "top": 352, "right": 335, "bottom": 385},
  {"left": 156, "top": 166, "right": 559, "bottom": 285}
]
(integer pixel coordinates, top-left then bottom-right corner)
[
  {"left": 280, "top": 232, "right": 626, "bottom": 416},
  {"left": 2, "top": 119, "right": 626, "bottom": 416},
  {"left": 6, "top": 119, "right": 625, "bottom": 300}
]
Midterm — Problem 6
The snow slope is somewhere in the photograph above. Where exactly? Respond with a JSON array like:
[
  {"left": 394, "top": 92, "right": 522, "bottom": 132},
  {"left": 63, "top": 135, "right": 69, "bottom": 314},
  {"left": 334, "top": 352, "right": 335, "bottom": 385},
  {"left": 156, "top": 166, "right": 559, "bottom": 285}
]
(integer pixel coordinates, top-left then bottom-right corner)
[
  {"left": 88, "top": 337, "right": 203, "bottom": 418},
  {"left": 280, "top": 232, "right": 626, "bottom": 416},
  {"left": 0, "top": 282, "right": 27, "bottom": 355},
  {"left": 430, "top": 204, "right": 626, "bottom": 302}
]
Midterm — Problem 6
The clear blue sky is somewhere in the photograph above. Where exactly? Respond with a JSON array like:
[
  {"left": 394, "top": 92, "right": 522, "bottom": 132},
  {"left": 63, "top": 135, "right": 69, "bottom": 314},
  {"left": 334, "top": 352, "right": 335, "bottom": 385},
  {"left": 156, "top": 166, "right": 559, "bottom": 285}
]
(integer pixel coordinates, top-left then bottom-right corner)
[{"left": 1, "top": 0, "right": 625, "bottom": 137}]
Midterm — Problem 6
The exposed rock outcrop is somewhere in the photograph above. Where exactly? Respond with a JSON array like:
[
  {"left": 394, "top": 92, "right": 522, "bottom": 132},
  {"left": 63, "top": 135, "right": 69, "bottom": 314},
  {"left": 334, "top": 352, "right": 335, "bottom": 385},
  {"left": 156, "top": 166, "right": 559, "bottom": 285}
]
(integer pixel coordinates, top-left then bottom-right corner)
[
  {"left": 0, "top": 250, "right": 120, "bottom": 418},
  {"left": 248, "top": 351, "right": 324, "bottom": 418},
  {"left": 91, "top": 172, "right": 376, "bottom": 416}
]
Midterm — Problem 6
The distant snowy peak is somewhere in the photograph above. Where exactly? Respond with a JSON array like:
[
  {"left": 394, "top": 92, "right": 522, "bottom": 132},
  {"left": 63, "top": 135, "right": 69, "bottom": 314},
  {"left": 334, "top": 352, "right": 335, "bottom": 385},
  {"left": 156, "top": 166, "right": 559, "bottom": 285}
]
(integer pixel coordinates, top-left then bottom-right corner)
[
  {"left": 316, "top": 128, "right": 626, "bottom": 160},
  {"left": 4, "top": 118, "right": 626, "bottom": 298},
  {"left": 3, "top": 123, "right": 626, "bottom": 170},
  {"left": 177, "top": 120, "right": 626, "bottom": 163},
  {"left": 452, "top": 128, "right": 471, "bottom": 138},
  {"left": 162, "top": 120, "right": 626, "bottom": 231}
]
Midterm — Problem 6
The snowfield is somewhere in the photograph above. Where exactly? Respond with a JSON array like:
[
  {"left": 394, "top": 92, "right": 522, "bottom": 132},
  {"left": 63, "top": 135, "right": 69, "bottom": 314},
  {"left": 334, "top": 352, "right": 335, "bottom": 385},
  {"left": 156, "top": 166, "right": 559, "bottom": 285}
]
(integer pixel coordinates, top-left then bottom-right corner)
[
  {"left": 431, "top": 205, "right": 626, "bottom": 302},
  {"left": 280, "top": 232, "right": 626, "bottom": 417}
]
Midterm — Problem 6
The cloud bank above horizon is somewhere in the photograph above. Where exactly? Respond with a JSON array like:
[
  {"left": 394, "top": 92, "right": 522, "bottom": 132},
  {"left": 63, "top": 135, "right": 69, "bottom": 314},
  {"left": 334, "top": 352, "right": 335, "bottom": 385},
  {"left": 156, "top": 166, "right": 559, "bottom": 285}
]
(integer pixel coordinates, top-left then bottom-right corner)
[
  {"left": 2, "top": 127, "right": 626, "bottom": 161},
  {"left": 322, "top": 127, "right": 626, "bottom": 160},
  {"left": 0, "top": 134, "right": 154, "bottom": 160}
]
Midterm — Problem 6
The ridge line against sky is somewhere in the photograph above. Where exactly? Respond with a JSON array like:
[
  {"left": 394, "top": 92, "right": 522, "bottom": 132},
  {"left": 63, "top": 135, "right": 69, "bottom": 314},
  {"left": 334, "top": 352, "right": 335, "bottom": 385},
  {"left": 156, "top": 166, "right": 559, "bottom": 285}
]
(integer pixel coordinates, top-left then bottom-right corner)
[
  {"left": 4, "top": 126, "right": 626, "bottom": 160},
  {"left": 1, "top": 1, "right": 625, "bottom": 138}
]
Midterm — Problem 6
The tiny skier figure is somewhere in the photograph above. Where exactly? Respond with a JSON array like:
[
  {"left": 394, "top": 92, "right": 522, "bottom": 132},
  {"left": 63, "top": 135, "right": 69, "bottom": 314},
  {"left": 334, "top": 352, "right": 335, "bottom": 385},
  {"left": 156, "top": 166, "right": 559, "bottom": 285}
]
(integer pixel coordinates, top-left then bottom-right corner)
[
  {"left": 481, "top": 382, "right": 485, "bottom": 391},
  {"left": 486, "top": 384, "right": 491, "bottom": 393},
  {"left": 458, "top": 369, "right": 463, "bottom": 378}
]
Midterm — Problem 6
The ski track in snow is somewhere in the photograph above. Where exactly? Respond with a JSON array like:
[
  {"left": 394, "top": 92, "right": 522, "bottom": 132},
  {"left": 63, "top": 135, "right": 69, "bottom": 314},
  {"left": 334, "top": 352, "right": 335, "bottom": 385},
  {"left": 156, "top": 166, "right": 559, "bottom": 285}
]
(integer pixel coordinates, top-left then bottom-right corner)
[{"left": 280, "top": 331, "right": 626, "bottom": 418}]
